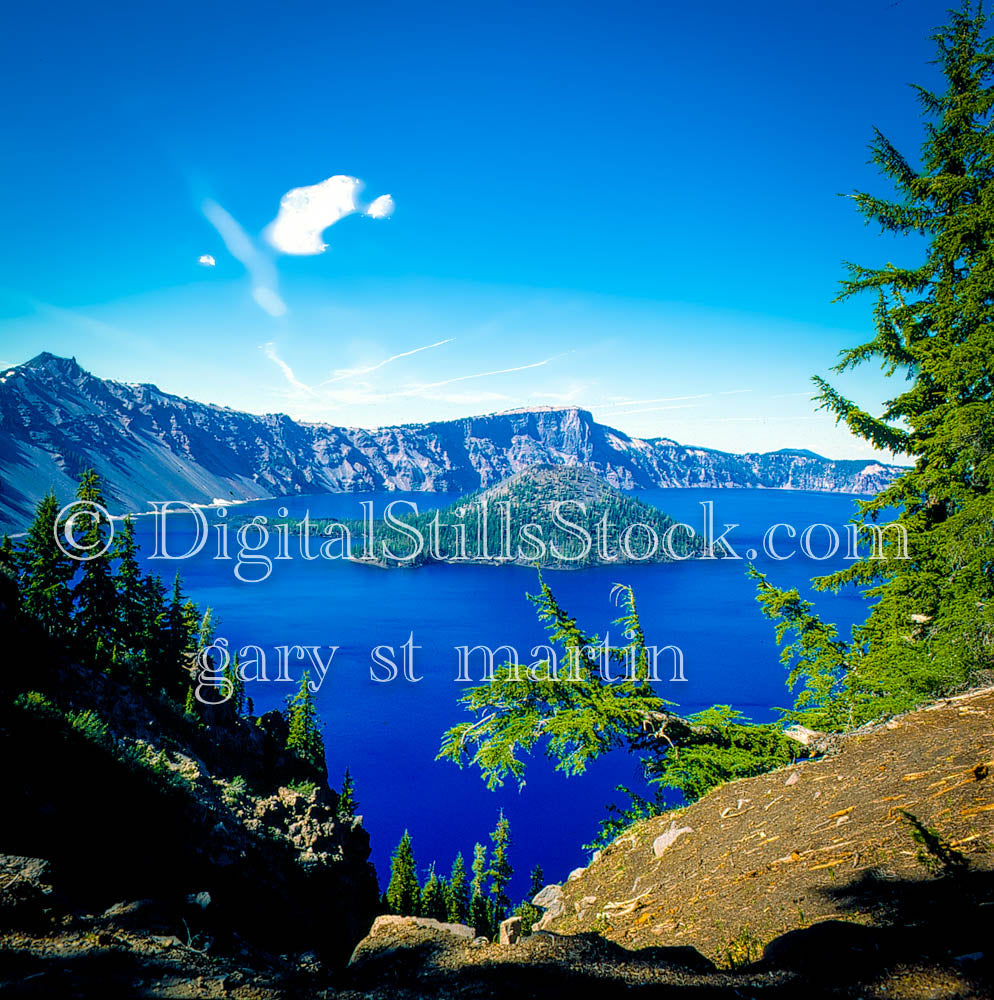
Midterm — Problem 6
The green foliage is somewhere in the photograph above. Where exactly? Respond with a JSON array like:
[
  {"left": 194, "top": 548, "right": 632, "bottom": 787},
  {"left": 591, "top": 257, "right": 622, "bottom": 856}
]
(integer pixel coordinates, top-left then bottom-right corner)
[
  {"left": 440, "top": 578, "right": 804, "bottom": 845},
  {"left": 587, "top": 784, "right": 670, "bottom": 850},
  {"left": 71, "top": 470, "right": 117, "bottom": 665},
  {"left": 285, "top": 672, "right": 325, "bottom": 770},
  {"left": 224, "top": 654, "right": 245, "bottom": 716},
  {"left": 420, "top": 864, "right": 448, "bottom": 921},
  {"left": 13, "top": 690, "right": 60, "bottom": 720},
  {"left": 721, "top": 926, "right": 763, "bottom": 970},
  {"left": 755, "top": 3, "right": 994, "bottom": 729},
  {"left": 112, "top": 517, "right": 145, "bottom": 674},
  {"left": 438, "top": 580, "right": 681, "bottom": 789},
  {"left": 18, "top": 491, "right": 74, "bottom": 636},
  {"left": 66, "top": 708, "right": 110, "bottom": 744},
  {"left": 513, "top": 864, "right": 545, "bottom": 934},
  {"left": 224, "top": 774, "right": 248, "bottom": 805},
  {"left": 648, "top": 705, "right": 798, "bottom": 803},
  {"left": 386, "top": 830, "right": 421, "bottom": 916},
  {"left": 287, "top": 778, "right": 317, "bottom": 798},
  {"left": 488, "top": 812, "right": 513, "bottom": 921},
  {"left": 282, "top": 465, "right": 699, "bottom": 569},
  {"left": 9, "top": 471, "right": 214, "bottom": 710},
  {"left": 446, "top": 852, "right": 470, "bottom": 924},
  {"left": 470, "top": 841, "right": 492, "bottom": 937},
  {"left": 337, "top": 767, "right": 358, "bottom": 820}
]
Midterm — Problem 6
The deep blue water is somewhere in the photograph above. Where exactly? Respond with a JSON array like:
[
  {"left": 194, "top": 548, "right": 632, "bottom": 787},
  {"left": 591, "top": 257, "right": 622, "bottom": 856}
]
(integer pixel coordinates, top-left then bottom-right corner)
[{"left": 129, "top": 488, "right": 873, "bottom": 899}]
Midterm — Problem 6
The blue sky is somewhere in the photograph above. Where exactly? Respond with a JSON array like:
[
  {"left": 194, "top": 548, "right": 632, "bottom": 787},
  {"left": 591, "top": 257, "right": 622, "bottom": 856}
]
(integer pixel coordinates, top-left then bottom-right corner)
[{"left": 0, "top": 0, "right": 947, "bottom": 458}]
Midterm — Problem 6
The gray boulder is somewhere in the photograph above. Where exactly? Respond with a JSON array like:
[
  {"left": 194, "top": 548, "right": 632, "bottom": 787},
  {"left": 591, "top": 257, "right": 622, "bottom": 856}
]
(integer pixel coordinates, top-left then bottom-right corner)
[
  {"left": 499, "top": 916, "right": 522, "bottom": 946},
  {"left": 531, "top": 884, "right": 563, "bottom": 909},
  {"left": 652, "top": 820, "right": 693, "bottom": 857}
]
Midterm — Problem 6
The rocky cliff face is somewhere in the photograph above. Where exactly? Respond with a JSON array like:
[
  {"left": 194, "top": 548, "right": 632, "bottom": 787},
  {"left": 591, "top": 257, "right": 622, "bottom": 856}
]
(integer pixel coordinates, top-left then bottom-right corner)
[
  {"left": 0, "top": 353, "right": 905, "bottom": 530},
  {"left": 0, "top": 607, "right": 381, "bottom": 969}
]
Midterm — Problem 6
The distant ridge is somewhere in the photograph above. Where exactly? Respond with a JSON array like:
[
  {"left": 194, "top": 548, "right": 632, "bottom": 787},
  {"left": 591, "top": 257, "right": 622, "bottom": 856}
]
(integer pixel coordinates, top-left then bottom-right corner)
[{"left": 0, "top": 353, "right": 906, "bottom": 530}]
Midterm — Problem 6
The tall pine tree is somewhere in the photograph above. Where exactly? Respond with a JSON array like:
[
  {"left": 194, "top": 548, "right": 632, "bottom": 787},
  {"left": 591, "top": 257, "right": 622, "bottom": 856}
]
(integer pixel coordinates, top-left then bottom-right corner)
[
  {"left": 752, "top": 2, "right": 994, "bottom": 729},
  {"left": 70, "top": 470, "right": 116, "bottom": 665},
  {"left": 488, "top": 812, "right": 513, "bottom": 923},
  {"left": 420, "top": 864, "right": 447, "bottom": 921},
  {"left": 285, "top": 672, "right": 325, "bottom": 770},
  {"left": 386, "top": 830, "right": 421, "bottom": 916},
  {"left": 19, "top": 491, "right": 74, "bottom": 636},
  {"left": 470, "top": 841, "right": 491, "bottom": 937},
  {"left": 112, "top": 516, "right": 146, "bottom": 681},
  {"left": 337, "top": 768, "right": 358, "bottom": 820},
  {"left": 446, "top": 852, "right": 469, "bottom": 924}
]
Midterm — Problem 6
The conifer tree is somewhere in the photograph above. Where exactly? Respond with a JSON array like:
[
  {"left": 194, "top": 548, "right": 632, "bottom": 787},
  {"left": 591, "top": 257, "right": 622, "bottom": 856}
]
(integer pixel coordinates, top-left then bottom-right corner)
[
  {"left": 223, "top": 653, "right": 244, "bottom": 716},
  {"left": 488, "top": 812, "right": 513, "bottom": 922},
  {"left": 113, "top": 517, "right": 143, "bottom": 638},
  {"left": 112, "top": 516, "right": 145, "bottom": 679},
  {"left": 386, "top": 830, "right": 421, "bottom": 916},
  {"left": 470, "top": 841, "right": 491, "bottom": 937},
  {"left": 528, "top": 863, "right": 544, "bottom": 897},
  {"left": 184, "top": 684, "right": 198, "bottom": 719},
  {"left": 0, "top": 534, "right": 18, "bottom": 615},
  {"left": 420, "top": 864, "right": 448, "bottom": 921},
  {"left": 285, "top": 671, "right": 325, "bottom": 769},
  {"left": 513, "top": 863, "right": 546, "bottom": 934},
  {"left": 70, "top": 470, "right": 116, "bottom": 664},
  {"left": 337, "top": 768, "right": 358, "bottom": 820},
  {"left": 446, "top": 852, "right": 470, "bottom": 924},
  {"left": 141, "top": 572, "right": 169, "bottom": 686},
  {"left": 752, "top": 2, "right": 994, "bottom": 728},
  {"left": 19, "top": 491, "right": 74, "bottom": 635}
]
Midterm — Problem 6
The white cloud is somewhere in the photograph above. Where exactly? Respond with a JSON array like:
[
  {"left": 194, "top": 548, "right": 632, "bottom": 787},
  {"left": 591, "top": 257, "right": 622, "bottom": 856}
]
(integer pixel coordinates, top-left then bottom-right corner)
[
  {"left": 366, "top": 194, "right": 395, "bottom": 219},
  {"left": 197, "top": 254, "right": 216, "bottom": 267},
  {"left": 409, "top": 356, "right": 560, "bottom": 393},
  {"left": 265, "top": 175, "right": 394, "bottom": 255},
  {"left": 202, "top": 200, "right": 286, "bottom": 318},
  {"left": 262, "top": 342, "right": 314, "bottom": 395},
  {"left": 320, "top": 338, "right": 454, "bottom": 385}
]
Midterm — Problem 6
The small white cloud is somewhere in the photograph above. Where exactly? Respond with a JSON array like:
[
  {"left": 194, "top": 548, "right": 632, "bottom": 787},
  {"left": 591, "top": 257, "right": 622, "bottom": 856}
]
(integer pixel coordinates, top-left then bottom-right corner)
[
  {"left": 366, "top": 194, "right": 395, "bottom": 219},
  {"left": 198, "top": 254, "right": 216, "bottom": 267},
  {"left": 265, "top": 175, "right": 395, "bottom": 255}
]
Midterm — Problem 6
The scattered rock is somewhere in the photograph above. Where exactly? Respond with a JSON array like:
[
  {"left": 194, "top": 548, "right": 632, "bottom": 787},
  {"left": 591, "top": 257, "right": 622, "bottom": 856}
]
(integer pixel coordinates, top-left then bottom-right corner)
[
  {"left": 785, "top": 771, "right": 800, "bottom": 786},
  {"left": 498, "top": 916, "right": 522, "bottom": 945},
  {"left": 567, "top": 866, "right": 586, "bottom": 881},
  {"left": 531, "top": 884, "right": 563, "bottom": 909},
  {"left": 653, "top": 819, "right": 693, "bottom": 857},
  {"left": 0, "top": 855, "right": 53, "bottom": 929},
  {"left": 784, "top": 725, "right": 823, "bottom": 747},
  {"left": 375, "top": 914, "right": 475, "bottom": 939},
  {"left": 531, "top": 884, "right": 564, "bottom": 927},
  {"left": 150, "top": 934, "right": 183, "bottom": 948},
  {"left": 348, "top": 915, "right": 479, "bottom": 971},
  {"left": 470, "top": 936, "right": 489, "bottom": 948}
]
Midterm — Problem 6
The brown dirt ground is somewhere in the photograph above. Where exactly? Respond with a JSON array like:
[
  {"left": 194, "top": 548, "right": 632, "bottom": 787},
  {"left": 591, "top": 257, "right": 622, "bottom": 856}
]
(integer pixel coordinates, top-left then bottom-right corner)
[{"left": 545, "top": 686, "right": 994, "bottom": 965}]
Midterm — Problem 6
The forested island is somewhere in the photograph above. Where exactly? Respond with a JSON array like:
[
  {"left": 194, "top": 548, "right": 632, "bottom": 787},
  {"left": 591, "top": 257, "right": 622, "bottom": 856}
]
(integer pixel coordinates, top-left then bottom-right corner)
[{"left": 278, "top": 464, "right": 702, "bottom": 568}]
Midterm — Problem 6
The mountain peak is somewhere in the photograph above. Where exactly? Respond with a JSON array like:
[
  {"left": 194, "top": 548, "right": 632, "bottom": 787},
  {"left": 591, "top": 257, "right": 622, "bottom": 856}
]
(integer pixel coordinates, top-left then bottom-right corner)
[{"left": 24, "top": 352, "right": 87, "bottom": 377}]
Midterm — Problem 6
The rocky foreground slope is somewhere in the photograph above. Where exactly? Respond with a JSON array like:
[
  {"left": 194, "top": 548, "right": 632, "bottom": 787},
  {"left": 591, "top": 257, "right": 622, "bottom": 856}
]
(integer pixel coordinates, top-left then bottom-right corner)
[
  {"left": 0, "top": 352, "right": 902, "bottom": 530},
  {"left": 0, "top": 600, "right": 381, "bottom": 995},
  {"left": 3, "top": 684, "right": 991, "bottom": 997}
]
